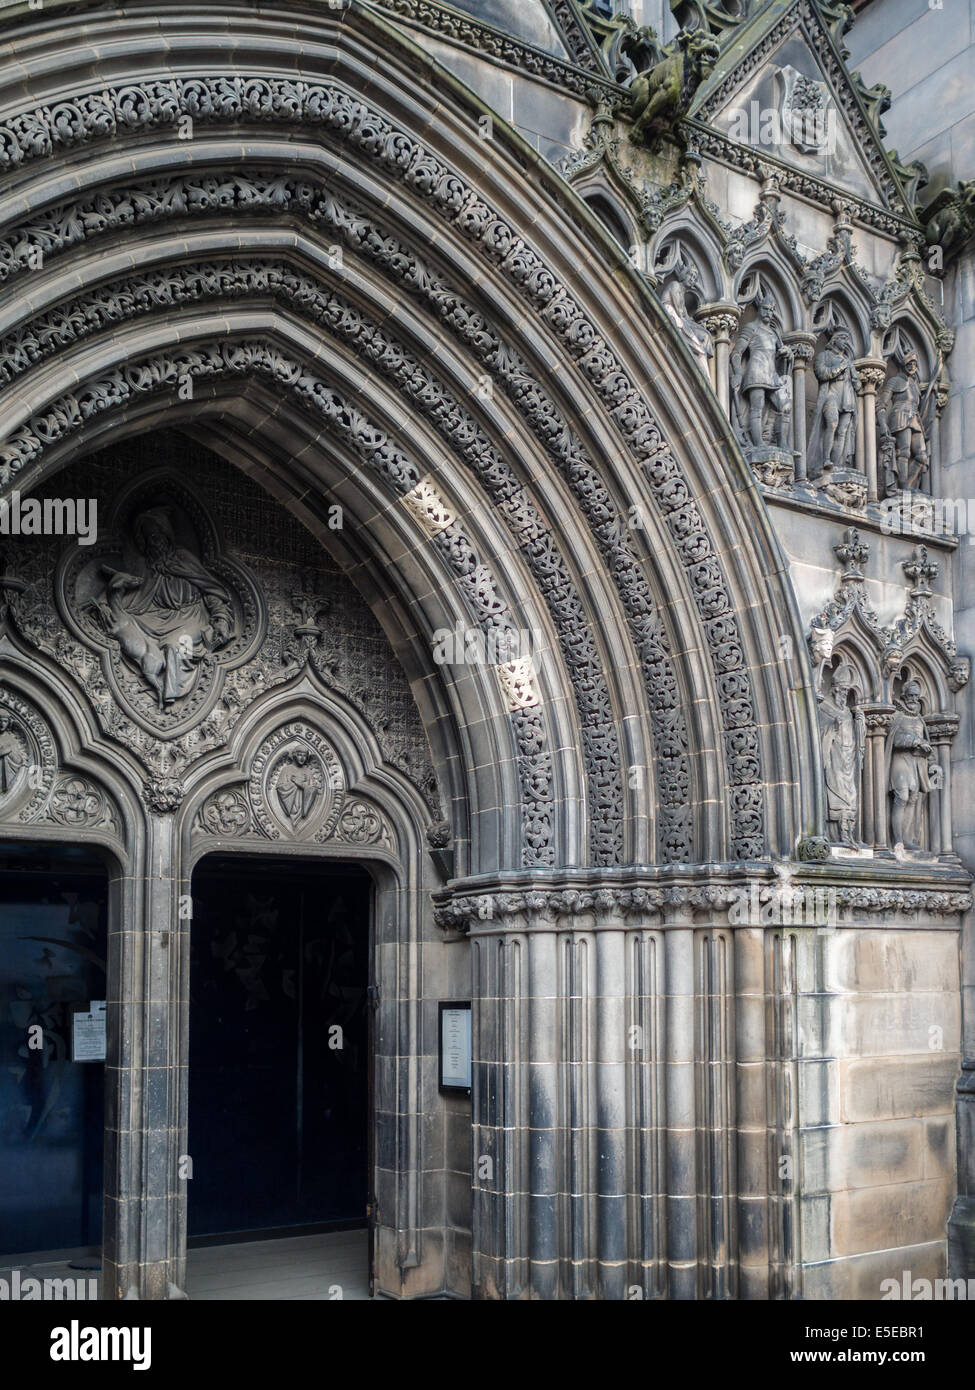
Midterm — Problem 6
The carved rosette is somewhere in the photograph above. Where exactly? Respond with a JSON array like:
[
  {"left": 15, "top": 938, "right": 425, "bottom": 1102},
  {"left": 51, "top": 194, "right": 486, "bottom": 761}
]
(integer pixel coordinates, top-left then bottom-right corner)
[
  {"left": 335, "top": 799, "right": 394, "bottom": 850},
  {"left": 43, "top": 775, "right": 120, "bottom": 834},
  {"left": 196, "top": 788, "right": 251, "bottom": 837}
]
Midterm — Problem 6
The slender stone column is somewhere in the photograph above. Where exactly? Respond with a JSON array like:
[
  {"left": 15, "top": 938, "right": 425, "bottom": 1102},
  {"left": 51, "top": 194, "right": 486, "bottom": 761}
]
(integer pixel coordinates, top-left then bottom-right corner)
[
  {"left": 784, "top": 333, "right": 816, "bottom": 485},
  {"left": 928, "top": 715, "right": 959, "bottom": 861},
  {"left": 931, "top": 381, "right": 950, "bottom": 503},
  {"left": 103, "top": 786, "right": 185, "bottom": 1300},
  {"left": 699, "top": 304, "right": 741, "bottom": 418},
  {"left": 864, "top": 709, "right": 892, "bottom": 851},
  {"left": 735, "top": 923, "right": 769, "bottom": 1298},
  {"left": 594, "top": 908, "right": 627, "bottom": 1299},
  {"left": 855, "top": 359, "right": 886, "bottom": 503},
  {"left": 663, "top": 895, "right": 698, "bottom": 1299}
]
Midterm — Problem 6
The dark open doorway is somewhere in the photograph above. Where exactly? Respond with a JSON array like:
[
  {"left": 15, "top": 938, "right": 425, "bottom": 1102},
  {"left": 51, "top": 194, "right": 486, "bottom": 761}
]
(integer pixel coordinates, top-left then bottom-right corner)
[
  {"left": 187, "top": 855, "right": 372, "bottom": 1245},
  {"left": 0, "top": 842, "right": 109, "bottom": 1260}
]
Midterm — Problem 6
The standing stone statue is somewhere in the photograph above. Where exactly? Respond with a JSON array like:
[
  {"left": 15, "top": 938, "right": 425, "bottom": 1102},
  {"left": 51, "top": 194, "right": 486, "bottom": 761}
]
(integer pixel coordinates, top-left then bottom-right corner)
[
  {"left": 876, "top": 348, "right": 930, "bottom": 494},
  {"left": 730, "top": 293, "right": 793, "bottom": 451},
  {"left": 886, "top": 678, "right": 935, "bottom": 850},
  {"left": 661, "top": 266, "right": 713, "bottom": 375},
  {"left": 819, "top": 661, "right": 865, "bottom": 845},
  {"left": 809, "top": 327, "right": 858, "bottom": 476}
]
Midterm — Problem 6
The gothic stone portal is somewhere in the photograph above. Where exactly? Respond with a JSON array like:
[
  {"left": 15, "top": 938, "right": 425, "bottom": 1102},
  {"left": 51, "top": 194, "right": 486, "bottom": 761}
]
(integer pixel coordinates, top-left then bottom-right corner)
[{"left": 0, "top": 431, "right": 465, "bottom": 1300}]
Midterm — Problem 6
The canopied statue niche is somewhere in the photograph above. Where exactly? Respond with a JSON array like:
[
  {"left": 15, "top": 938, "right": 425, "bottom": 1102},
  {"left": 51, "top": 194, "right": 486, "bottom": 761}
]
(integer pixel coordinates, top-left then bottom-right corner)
[
  {"left": 810, "top": 528, "right": 968, "bottom": 859},
  {"left": 730, "top": 282, "right": 794, "bottom": 485}
]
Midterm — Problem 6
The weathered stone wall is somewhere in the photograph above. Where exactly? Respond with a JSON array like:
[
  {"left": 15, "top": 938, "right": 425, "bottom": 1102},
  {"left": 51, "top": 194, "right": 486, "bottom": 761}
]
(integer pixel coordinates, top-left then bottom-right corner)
[
  {"left": 849, "top": 0, "right": 975, "bottom": 1277},
  {"left": 796, "top": 923, "right": 960, "bottom": 1296}
]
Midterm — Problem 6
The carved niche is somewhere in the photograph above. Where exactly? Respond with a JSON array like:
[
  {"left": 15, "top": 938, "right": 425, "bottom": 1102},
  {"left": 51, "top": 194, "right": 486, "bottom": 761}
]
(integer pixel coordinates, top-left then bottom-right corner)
[{"left": 56, "top": 470, "right": 264, "bottom": 738}]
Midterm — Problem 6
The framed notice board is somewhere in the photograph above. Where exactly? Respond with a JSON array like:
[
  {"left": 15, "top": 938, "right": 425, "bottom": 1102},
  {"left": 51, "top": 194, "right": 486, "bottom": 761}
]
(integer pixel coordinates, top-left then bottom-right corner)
[{"left": 438, "top": 1001, "right": 472, "bottom": 1095}]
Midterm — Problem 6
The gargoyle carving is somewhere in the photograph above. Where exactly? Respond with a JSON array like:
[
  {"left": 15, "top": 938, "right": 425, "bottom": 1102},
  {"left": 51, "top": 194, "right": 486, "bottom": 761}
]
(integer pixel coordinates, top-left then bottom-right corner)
[{"left": 624, "top": 27, "right": 720, "bottom": 149}]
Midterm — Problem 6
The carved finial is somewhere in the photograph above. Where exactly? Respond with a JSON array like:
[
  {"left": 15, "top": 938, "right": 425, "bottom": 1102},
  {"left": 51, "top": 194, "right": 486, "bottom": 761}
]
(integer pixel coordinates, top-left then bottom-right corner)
[
  {"left": 834, "top": 527, "right": 869, "bottom": 582},
  {"left": 903, "top": 545, "right": 938, "bottom": 597}
]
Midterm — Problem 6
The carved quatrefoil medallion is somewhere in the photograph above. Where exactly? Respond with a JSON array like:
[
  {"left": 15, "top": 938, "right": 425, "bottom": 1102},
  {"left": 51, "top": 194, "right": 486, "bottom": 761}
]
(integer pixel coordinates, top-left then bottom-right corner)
[
  {"left": 56, "top": 470, "right": 265, "bottom": 738},
  {"left": 249, "top": 722, "right": 345, "bottom": 842}
]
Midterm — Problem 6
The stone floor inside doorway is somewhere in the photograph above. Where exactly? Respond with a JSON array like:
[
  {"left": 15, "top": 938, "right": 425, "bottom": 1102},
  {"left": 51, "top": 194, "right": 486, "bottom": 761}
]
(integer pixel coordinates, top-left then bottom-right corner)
[{"left": 1, "top": 1228, "right": 373, "bottom": 1300}]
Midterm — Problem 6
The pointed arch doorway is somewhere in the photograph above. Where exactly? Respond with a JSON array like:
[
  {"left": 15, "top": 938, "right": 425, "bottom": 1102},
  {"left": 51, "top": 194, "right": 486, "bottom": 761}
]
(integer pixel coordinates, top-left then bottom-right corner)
[{"left": 186, "top": 852, "right": 375, "bottom": 1295}]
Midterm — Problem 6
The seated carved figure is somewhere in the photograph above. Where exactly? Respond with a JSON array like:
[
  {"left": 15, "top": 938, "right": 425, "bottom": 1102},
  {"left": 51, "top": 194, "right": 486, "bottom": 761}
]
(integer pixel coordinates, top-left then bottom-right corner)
[
  {"left": 625, "top": 28, "right": 720, "bottom": 148},
  {"left": 88, "top": 508, "right": 235, "bottom": 709}
]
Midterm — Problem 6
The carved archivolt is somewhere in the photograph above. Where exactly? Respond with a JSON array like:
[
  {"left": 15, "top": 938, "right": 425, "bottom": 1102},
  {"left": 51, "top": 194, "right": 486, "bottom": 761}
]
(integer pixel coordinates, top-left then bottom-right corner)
[
  {"left": 0, "top": 70, "right": 765, "bottom": 859},
  {"left": 0, "top": 76, "right": 767, "bottom": 861},
  {"left": 3, "top": 342, "right": 559, "bottom": 865},
  {"left": 0, "top": 252, "right": 625, "bottom": 865}
]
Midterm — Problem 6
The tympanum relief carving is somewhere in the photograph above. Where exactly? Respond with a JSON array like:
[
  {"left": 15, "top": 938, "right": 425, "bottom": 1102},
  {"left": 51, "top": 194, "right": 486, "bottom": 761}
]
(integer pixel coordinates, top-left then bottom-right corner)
[
  {"left": 57, "top": 473, "right": 264, "bottom": 736},
  {"left": 250, "top": 723, "right": 343, "bottom": 842},
  {"left": 195, "top": 722, "right": 394, "bottom": 851},
  {"left": 3, "top": 442, "right": 444, "bottom": 818},
  {"left": 0, "top": 686, "right": 118, "bottom": 833}
]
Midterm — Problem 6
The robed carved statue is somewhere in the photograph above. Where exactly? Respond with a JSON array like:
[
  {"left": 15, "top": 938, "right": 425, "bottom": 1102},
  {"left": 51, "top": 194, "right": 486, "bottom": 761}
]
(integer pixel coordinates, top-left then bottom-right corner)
[
  {"left": 819, "top": 661, "right": 865, "bottom": 845},
  {"left": 661, "top": 266, "right": 714, "bottom": 375},
  {"left": 0, "top": 710, "right": 25, "bottom": 798},
  {"left": 88, "top": 508, "right": 236, "bottom": 709}
]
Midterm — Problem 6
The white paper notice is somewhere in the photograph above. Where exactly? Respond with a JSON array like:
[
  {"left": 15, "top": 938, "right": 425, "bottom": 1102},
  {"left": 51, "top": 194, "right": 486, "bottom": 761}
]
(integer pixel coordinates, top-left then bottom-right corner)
[
  {"left": 72, "top": 1001, "right": 106, "bottom": 1063},
  {"left": 441, "top": 1005, "right": 471, "bottom": 1090}
]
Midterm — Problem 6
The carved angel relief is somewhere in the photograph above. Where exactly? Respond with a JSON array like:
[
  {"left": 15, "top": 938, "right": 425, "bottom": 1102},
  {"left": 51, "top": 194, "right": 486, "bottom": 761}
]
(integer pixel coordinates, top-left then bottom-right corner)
[
  {"left": 195, "top": 722, "right": 393, "bottom": 849},
  {"left": 56, "top": 472, "right": 264, "bottom": 738}
]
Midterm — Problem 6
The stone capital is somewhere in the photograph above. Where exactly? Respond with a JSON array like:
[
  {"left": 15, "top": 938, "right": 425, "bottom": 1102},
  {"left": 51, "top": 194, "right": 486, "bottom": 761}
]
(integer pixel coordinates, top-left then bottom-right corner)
[
  {"left": 697, "top": 301, "right": 740, "bottom": 340},
  {"left": 854, "top": 356, "right": 887, "bottom": 394}
]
